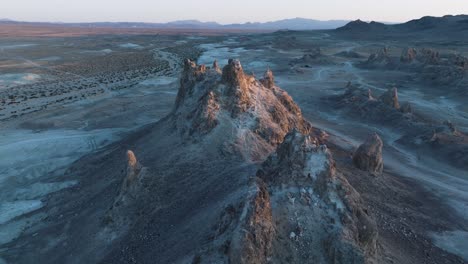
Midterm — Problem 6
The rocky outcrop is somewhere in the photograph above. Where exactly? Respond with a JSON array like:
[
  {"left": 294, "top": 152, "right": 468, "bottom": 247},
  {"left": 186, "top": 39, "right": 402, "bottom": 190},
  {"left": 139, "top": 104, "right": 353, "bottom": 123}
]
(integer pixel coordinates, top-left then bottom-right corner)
[
  {"left": 379, "top": 87, "right": 400, "bottom": 109},
  {"left": 353, "top": 134, "right": 384, "bottom": 175},
  {"left": 172, "top": 59, "right": 311, "bottom": 161}
]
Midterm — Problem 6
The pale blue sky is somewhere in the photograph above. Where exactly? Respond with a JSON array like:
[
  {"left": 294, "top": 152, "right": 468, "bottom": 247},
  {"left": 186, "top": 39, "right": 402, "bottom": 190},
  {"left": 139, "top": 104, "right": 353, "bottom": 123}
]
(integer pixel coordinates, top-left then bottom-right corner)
[{"left": 2, "top": 0, "right": 468, "bottom": 23}]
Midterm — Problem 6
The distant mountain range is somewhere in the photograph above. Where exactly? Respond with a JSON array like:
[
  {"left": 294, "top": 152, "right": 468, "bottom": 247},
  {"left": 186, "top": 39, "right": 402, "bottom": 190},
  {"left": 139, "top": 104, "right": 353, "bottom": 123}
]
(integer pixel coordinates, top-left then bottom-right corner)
[
  {"left": 3, "top": 15, "right": 466, "bottom": 32},
  {"left": 0, "top": 18, "right": 351, "bottom": 30},
  {"left": 336, "top": 15, "right": 468, "bottom": 34}
]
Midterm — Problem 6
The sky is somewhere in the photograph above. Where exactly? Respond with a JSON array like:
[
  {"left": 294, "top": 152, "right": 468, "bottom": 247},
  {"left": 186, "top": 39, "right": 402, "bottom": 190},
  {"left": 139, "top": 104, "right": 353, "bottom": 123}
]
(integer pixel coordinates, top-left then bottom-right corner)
[{"left": 2, "top": 0, "right": 468, "bottom": 24}]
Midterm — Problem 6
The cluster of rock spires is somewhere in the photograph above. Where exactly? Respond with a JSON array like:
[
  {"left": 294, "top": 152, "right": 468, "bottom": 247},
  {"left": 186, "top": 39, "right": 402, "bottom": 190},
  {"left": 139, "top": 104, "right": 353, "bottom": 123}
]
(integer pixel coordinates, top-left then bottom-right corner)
[
  {"left": 329, "top": 82, "right": 468, "bottom": 170},
  {"left": 172, "top": 58, "right": 311, "bottom": 161},
  {"left": 340, "top": 82, "right": 411, "bottom": 121},
  {"left": 360, "top": 47, "right": 468, "bottom": 88},
  {"left": 361, "top": 46, "right": 467, "bottom": 68}
]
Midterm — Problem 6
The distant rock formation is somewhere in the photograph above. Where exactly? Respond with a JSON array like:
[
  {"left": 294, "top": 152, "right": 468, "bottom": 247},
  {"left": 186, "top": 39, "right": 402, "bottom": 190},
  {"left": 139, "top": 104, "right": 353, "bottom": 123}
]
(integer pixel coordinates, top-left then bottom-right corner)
[
  {"left": 172, "top": 58, "right": 311, "bottom": 161},
  {"left": 353, "top": 134, "right": 384, "bottom": 175},
  {"left": 289, "top": 47, "right": 334, "bottom": 67},
  {"left": 361, "top": 47, "right": 394, "bottom": 68},
  {"left": 418, "top": 48, "right": 440, "bottom": 64},
  {"left": 334, "top": 50, "right": 364, "bottom": 58},
  {"left": 379, "top": 87, "right": 400, "bottom": 109},
  {"left": 400, "top": 47, "right": 417, "bottom": 63}
]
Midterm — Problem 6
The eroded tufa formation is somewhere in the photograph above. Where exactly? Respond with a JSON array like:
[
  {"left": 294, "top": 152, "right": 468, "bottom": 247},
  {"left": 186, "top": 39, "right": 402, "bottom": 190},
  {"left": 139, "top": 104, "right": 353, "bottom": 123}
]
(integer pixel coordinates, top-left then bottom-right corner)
[{"left": 172, "top": 59, "right": 311, "bottom": 160}]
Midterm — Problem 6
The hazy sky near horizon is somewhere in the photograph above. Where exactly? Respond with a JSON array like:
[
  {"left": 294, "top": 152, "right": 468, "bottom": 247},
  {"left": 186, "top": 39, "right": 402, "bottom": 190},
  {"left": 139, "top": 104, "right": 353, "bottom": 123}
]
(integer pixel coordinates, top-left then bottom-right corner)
[{"left": 2, "top": 0, "right": 468, "bottom": 23}]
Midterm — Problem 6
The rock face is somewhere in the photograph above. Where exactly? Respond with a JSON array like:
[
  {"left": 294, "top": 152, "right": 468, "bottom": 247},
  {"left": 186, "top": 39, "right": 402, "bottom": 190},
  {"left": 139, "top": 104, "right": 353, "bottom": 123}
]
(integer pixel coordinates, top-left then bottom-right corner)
[
  {"left": 353, "top": 133, "right": 384, "bottom": 175},
  {"left": 172, "top": 59, "right": 311, "bottom": 161},
  {"left": 379, "top": 87, "right": 400, "bottom": 109}
]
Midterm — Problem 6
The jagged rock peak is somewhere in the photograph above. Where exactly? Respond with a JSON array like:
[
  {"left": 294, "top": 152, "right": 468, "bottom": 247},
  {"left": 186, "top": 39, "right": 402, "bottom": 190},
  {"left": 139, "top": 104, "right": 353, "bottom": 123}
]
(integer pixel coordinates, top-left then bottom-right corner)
[
  {"left": 380, "top": 87, "right": 400, "bottom": 109},
  {"left": 260, "top": 68, "right": 275, "bottom": 89},
  {"left": 353, "top": 133, "right": 384, "bottom": 175},
  {"left": 222, "top": 59, "right": 246, "bottom": 87}
]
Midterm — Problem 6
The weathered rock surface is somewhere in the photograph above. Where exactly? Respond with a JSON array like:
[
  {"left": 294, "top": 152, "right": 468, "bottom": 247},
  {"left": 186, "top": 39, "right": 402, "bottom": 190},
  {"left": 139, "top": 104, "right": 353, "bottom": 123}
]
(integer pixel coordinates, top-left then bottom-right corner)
[{"left": 353, "top": 133, "right": 384, "bottom": 175}]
